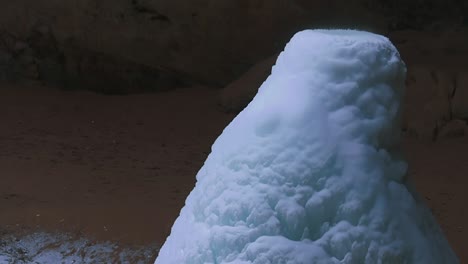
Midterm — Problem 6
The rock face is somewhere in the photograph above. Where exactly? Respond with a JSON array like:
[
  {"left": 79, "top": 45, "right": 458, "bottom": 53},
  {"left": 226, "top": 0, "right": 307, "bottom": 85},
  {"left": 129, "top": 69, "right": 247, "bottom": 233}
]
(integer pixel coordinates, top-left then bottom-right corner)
[
  {"left": 452, "top": 71, "right": 468, "bottom": 119},
  {"left": 403, "top": 67, "right": 453, "bottom": 140},
  {"left": 0, "top": 31, "right": 39, "bottom": 82},
  {"left": 0, "top": 24, "right": 188, "bottom": 93},
  {"left": 438, "top": 119, "right": 467, "bottom": 139},
  {"left": 0, "top": 0, "right": 465, "bottom": 91},
  {"left": 219, "top": 55, "right": 277, "bottom": 113},
  {"left": 0, "top": 1, "right": 467, "bottom": 137},
  {"left": 62, "top": 42, "right": 188, "bottom": 94}
]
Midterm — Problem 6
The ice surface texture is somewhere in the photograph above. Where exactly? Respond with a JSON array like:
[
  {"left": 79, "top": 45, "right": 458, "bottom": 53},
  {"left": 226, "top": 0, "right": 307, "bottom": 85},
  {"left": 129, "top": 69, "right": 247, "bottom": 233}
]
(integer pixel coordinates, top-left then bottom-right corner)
[
  {"left": 155, "top": 30, "right": 458, "bottom": 264},
  {"left": 0, "top": 232, "right": 156, "bottom": 263}
]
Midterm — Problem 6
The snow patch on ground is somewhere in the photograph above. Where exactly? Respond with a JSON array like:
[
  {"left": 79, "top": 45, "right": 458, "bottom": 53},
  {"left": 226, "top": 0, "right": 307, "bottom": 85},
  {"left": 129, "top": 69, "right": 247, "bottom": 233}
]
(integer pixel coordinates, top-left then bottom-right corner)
[{"left": 0, "top": 231, "right": 157, "bottom": 264}]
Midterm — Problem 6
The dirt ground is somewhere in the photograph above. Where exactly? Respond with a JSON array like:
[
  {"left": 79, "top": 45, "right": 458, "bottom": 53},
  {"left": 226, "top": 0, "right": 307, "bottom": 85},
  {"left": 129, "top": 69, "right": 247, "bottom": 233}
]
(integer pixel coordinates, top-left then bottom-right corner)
[{"left": 0, "top": 82, "right": 466, "bottom": 263}]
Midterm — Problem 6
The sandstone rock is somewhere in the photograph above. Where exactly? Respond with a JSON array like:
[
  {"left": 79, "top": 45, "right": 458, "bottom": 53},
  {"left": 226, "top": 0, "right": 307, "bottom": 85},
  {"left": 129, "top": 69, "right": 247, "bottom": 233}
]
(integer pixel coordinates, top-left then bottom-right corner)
[
  {"left": 452, "top": 70, "right": 468, "bottom": 119},
  {"left": 438, "top": 119, "right": 467, "bottom": 139},
  {"left": 403, "top": 67, "right": 453, "bottom": 140},
  {"left": 16, "top": 50, "right": 39, "bottom": 80},
  {"left": 12, "top": 41, "right": 28, "bottom": 53},
  {"left": 0, "top": 31, "right": 17, "bottom": 52},
  {"left": 389, "top": 29, "right": 468, "bottom": 71},
  {"left": 0, "top": 32, "right": 39, "bottom": 82},
  {"left": 0, "top": 32, "right": 15, "bottom": 81},
  {"left": 368, "top": 0, "right": 465, "bottom": 31},
  {"left": 219, "top": 55, "right": 277, "bottom": 113},
  {"left": 62, "top": 44, "right": 188, "bottom": 94},
  {"left": 0, "top": 49, "right": 11, "bottom": 81},
  {"left": 1, "top": 22, "right": 189, "bottom": 92},
  {"left": 0, "top": 1, "right": 464, "bottom": 87},
  {"left": 0, "top": 0, "right": 385, "bottom": 86},
  {"left": 25, "top": 24, "right": 65, "bottom": 86}
]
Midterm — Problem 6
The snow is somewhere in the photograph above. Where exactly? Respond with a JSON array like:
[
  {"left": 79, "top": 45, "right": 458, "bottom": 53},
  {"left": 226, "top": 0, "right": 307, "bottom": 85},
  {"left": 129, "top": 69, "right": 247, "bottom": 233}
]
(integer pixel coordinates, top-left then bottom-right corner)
[
  {"left": 155, "top": 30, "right": 458, "bottom": 263},
  {"left": 0, "top": 231, "right": 156, "bottom": 264}
]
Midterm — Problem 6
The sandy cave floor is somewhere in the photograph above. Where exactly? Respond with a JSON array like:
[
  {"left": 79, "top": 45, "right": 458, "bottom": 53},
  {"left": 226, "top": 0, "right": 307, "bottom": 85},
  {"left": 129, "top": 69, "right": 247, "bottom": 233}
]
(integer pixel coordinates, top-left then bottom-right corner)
[{"left": 0, "top": 82, "right": 466, "bottom": 263}]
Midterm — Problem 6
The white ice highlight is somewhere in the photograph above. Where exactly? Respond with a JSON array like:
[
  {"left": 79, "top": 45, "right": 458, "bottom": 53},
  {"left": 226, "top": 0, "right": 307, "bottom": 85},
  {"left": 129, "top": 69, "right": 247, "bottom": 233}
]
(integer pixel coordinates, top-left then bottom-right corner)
[{"left": 155, "top": 29, "right": 458, "bottom": 263}]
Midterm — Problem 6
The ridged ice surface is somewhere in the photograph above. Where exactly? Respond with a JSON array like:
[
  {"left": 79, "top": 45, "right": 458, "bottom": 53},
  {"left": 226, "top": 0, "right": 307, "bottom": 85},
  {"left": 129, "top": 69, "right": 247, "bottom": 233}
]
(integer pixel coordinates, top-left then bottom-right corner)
[{"left": 155, "top": 30, "right": 458, "bottom": 264}]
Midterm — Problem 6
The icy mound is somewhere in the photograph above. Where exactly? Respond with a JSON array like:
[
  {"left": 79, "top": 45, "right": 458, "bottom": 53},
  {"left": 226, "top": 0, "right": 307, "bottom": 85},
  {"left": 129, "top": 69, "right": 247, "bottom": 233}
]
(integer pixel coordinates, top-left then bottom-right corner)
[{"left": 155, "top": 30, "right": 458, "bottom": 263}]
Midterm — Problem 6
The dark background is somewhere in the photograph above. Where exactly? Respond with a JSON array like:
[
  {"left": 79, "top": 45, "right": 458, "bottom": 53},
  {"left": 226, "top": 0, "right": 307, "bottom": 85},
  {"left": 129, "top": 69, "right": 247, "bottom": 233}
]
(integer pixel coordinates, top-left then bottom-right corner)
[
  {"left": 0, "top": 0, "right": 467, "bottom": 263},
  {"left": 1, "top": 0, "right": 467, "bottom": 89}
]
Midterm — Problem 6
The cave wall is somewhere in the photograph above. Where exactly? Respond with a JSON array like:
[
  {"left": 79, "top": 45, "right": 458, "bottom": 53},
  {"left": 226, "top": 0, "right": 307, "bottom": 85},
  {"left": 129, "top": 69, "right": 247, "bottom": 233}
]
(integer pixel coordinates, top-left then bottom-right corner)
[{"left": 0, "top": 0, "right": 466, "bottom": 93}]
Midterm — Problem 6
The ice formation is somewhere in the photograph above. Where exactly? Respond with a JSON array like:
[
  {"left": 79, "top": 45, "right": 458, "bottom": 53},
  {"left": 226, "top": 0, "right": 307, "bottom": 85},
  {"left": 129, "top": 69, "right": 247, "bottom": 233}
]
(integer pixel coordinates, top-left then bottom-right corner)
[
  {"left": 155, "top": 30, "right": 458, "bottom": 263},
  {"left": 0, "top": 231, "right": 156, "bottom": 263}
]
